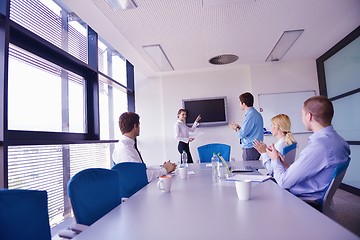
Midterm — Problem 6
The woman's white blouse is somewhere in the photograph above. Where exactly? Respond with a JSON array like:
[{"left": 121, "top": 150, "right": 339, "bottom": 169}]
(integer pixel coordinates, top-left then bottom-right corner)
[{"left": 175, "top": 120, "right": 199, "bottom": 143}]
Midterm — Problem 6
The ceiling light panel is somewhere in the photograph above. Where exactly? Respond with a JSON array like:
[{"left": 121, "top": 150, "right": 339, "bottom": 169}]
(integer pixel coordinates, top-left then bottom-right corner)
[
  {"left": 202, "top": 0, "right": 256, "bottom": 7},
  {"left": 143, "top": 44, "right": 174, "bottom": 71},
  {"left": 105, "top": 0, "right": 137, "bottom": 11},
  {"left": 266, "top": 29, "right": 304, "bottom": 62}
]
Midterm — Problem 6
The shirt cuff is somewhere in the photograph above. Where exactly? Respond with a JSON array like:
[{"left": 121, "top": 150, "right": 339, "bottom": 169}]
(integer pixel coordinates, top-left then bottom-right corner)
[
  {"left": 261, "top": 153, "right": 269, "bottom": 162},
  {"left": 272, "top": 158, "right": 285, "bottom": 170},
  {"left": 160, "top": 168, "right": 168, "bottom": 176}
]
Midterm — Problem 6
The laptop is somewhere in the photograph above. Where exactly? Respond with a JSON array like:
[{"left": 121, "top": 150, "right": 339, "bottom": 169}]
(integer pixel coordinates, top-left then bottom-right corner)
[
  {"left": 217, "top": 153, "right": 254, "bottom": 173},
  {"left": 230, "top": 166, "right": 254, "bottom": 173}
]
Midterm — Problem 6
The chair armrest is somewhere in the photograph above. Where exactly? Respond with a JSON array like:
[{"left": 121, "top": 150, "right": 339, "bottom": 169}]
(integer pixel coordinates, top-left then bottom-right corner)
[
  {"left": 299, "top": 196, "right": 318, "bottom": 203},
  {"left": 58, "top": 229, "right": 78, "bottom": 239},
  {"left": 299, "top": 196, "right": 321, "bottom": 211},
  {"left": 70, "top": 223, "right": 88, "bottom": 233}
]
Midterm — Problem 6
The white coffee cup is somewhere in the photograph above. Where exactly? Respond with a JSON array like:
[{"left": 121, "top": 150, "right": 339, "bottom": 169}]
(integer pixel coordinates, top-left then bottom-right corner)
[
  {"left": 235, "top": 180, "right": 252, "bottom": 200},
  {"left": 157, "top": 175, "right": 172, "bottom": 192},
  {"left": 179, "top": 166, "right": 188, "bottom": 179}
]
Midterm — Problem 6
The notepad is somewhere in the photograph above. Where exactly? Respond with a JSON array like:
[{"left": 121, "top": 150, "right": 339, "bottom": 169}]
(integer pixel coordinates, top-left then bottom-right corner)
[{"left": 227, "top": 174, "right": 272, "bottom": 183}]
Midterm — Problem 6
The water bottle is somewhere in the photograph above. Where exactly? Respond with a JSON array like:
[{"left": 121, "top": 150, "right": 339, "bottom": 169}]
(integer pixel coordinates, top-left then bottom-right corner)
[
  {"left": 181, "top": 151, "right": 188, "bottom": 167},
  {"left": 211, "top": 153, "right": 220, "bottom": 180}
]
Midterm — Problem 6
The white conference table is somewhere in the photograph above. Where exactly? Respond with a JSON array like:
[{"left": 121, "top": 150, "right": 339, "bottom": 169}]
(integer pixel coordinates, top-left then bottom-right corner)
[{"left": 73, "top": 162, "right": 359, "bottom": 240}]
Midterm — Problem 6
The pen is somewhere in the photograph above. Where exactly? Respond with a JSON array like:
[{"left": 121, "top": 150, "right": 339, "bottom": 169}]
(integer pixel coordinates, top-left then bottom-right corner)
[{"left": 217, "top": 153, "right": 231, "bottom": 173}]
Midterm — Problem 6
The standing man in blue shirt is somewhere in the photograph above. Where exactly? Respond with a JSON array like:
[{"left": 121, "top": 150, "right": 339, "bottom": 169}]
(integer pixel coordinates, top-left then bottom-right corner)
[
  {"left": 266, "top": 96, "right": 350, "bottom": 202},
  {"left": 229, "top": 92, "right": 264, "bottom": 161}
]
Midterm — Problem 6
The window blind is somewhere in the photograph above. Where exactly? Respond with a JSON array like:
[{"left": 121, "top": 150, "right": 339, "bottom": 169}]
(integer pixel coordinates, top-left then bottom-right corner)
[
  {"left": 8, "top": 143, "right": 112, "bottom": 227},
  {"left": 10, "top": 0, "right": 88, "bottom": 63}
]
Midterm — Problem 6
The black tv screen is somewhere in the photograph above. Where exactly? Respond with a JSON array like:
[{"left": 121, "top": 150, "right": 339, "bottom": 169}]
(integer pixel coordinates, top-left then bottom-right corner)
[{"left": 182, "top": 97, "right": 228, "bottom": 127}]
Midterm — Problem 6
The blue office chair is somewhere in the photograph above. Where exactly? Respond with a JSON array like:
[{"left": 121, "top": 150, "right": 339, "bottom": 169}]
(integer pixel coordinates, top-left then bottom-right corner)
[
  {"left": 281, "top": 142, "right": 297, "bottom": 166},
  {"left": 111, "top": 162, "right": 149, "bottom": 198},
  {"left": 197, "top": 143, "right": 231, "bottom": 163},
  {"left": 68, "top": 168, "right": 123, "bottom": 226},
  {"left": 0, "top": 189, "right": 51, "bottom": 240},
  {"left": 301, "top": 158, "right": 350, "bottom": 216}
]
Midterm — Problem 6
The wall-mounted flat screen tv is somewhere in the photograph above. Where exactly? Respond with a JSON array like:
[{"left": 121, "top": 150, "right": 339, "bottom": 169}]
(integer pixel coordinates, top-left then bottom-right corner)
[{"left": 182, "top": 96, "right": 228, "bottom": 127}]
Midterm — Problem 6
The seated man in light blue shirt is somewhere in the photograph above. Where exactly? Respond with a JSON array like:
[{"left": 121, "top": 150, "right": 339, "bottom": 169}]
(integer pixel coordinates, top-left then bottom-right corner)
[{"left": 266, "top": 96, "right": 350, "bottom": 202}]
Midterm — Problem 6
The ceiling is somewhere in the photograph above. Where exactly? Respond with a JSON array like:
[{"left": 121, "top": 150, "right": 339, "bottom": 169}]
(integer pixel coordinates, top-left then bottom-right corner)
[{"left": 60, "top": 0, "right": 360, "bottom": 77}]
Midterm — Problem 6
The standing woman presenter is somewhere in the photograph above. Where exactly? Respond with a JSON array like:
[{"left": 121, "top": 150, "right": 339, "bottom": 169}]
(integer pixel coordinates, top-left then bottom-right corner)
[{"left": 175, "top": 109, "right": 201, "bottom": 163}]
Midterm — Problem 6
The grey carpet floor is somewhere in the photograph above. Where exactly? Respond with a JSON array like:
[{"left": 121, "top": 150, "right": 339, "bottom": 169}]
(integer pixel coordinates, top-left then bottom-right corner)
[{"left": 330, "top": 189, "right": 360, "bottom": 237}]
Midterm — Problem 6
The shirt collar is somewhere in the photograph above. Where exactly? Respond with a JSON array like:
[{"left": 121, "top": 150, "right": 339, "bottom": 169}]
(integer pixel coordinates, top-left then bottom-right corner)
[
  {"left": 308, "top": 125, "right": 334, "bottom": 142},
  {"left": 120, "top": 135, "right": 135, "bottom": 145},
  {"left": 245, "top": 107, "right": 254, "bottom": 116}
]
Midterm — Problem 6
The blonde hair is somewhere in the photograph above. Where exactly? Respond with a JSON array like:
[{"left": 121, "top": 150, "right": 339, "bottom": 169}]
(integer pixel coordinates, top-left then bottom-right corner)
[{"left": 271, "top": 114, "right": 296, "bottom": 146}]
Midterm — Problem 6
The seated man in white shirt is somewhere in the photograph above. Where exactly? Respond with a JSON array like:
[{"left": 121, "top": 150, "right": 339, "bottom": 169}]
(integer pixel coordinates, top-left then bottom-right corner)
[{"left": 112, "top": 112, "right": 176, "bottom": 182}]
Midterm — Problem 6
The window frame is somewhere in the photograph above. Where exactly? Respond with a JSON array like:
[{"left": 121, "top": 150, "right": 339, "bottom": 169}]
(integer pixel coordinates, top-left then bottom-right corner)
[
  {"left": 1, "top": 0, "right": 135, "bottom": 190},
  {"left": 316, "top": 25, "right": 360, "bottom": 146},
  {"left": 316, "top": 25, "right": 360, "bottom": 195},
  {"left": 8, "top": 20, "right": 99, "bottom": 143}
]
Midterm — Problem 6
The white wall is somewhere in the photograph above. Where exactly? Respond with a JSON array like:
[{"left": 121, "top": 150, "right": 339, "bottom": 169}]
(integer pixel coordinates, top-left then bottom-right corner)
[
  {"left": 135, "top": 60, "right": 319, "bottom": 166},
  {"left": 249, "top": 60, "right": 319, "bottom": 155},
  {"left": 135, "top": 73, "right": 166, "bottom": 165},
  {"left": 161, "top": 67, "right": 251, "bottom": 163}
]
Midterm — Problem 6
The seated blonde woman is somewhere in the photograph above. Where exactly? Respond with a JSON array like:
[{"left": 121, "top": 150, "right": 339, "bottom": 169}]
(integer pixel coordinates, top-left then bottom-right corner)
[{"left": 253, "top": 114, "right": 296, "bottom": 175}]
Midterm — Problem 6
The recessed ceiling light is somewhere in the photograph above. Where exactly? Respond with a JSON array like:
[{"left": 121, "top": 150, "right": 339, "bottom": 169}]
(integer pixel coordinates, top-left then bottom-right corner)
[
  {"left": 143, "top": 44, "right": 174, "bottom": 71},
  {"left": 266, "top": 29, "right": 304, "bottom": 62},
  {"left": 202, "top": 0, "right": 256, "bottom": 7},
  {"left": 105, "top": 0, "right": 137, "bottom": 11},
  {"left": 209, "top": 54, "right": 239, "bottom": 65}
]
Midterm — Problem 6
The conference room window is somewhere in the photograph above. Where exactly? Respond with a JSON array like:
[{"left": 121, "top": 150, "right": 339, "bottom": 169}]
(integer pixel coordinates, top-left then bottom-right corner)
[
  {"left": 10, "top": 0, "right": 88, "bottom": 64},
  {"left": 99, "top": 77, "right": 128, "bottom": 140},
  {"left": 8, "top": 44, "right": 86, "bottom": 133},
  {"left": 98, "top": 38, "right": 127, "bottom": 86},
  {"left": 97, "top": 35, "right": 129, "bottom": 140},
  {"left": 317, "top": 25, "right": 360, "bottom": 192},
  {"left": 3, "top": 0, "right": 133, "bottom": 230}
]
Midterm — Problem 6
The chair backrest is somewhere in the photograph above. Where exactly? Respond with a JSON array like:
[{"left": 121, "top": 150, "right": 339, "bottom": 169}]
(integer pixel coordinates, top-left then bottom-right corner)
[
  {"left": 321, "top": 159, "right": 350, "bottom": 215},
  {"left": 68, "top": 168, "right": 123, "bottom": 226},
  {"left": 0, "top": 189, "right": 51, "bottom": 240},
  {"left": 197, "top": 143, "right": 231, "bottom": 163},
  {"left": 111, "top": 162, "right": 149, "bottom": 198},
  {"left": 282, "top": 143, "right": 297, "bottom": 166}
]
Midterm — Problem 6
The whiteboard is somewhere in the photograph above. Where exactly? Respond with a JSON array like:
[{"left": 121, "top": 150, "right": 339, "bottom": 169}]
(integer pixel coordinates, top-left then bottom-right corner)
[{"left": 258, "top": 91, "right": 316, "bottom": 134}]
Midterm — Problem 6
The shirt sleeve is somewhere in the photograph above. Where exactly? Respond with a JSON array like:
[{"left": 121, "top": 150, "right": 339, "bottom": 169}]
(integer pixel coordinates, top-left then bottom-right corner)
[
  {"left": 146, "top": 168, "right": 167, "bottom": 182},
  {"left": 261, "top": 139, "right": 286, "bottom": 175},
  {"left": 261, "top": 152, "right": 272, "bottom": 175},
  {"left": 189, "top": 121, "right": 199, "bottom": 132},
  {"left": 272, "top": 143, "right": 328, "bottom": 189},
  {"left": 113, "top": 141, "right": 168, "bottom": 182},
  {"left": 238, "top": 112, "right": 254, "bottom": 139}
]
